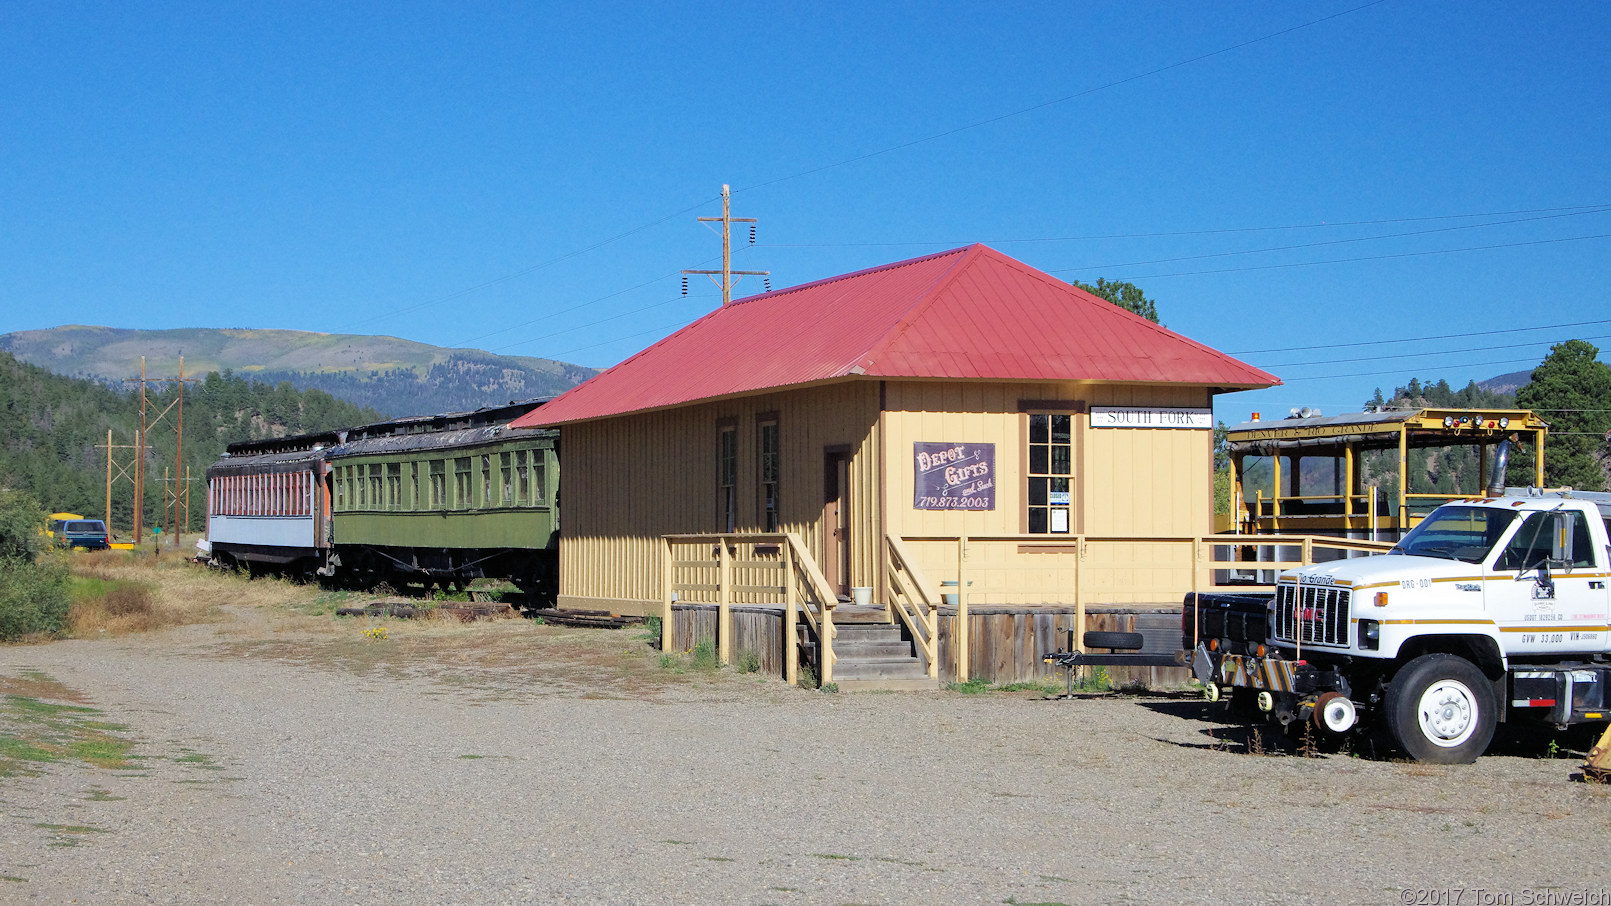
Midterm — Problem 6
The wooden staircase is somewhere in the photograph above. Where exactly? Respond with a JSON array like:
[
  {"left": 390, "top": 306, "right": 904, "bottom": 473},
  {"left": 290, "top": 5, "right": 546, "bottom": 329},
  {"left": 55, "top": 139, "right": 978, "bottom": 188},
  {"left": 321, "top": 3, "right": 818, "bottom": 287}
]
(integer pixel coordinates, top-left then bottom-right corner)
[{"left": 828, "top": 605, "right": 938, "bottom": 691}]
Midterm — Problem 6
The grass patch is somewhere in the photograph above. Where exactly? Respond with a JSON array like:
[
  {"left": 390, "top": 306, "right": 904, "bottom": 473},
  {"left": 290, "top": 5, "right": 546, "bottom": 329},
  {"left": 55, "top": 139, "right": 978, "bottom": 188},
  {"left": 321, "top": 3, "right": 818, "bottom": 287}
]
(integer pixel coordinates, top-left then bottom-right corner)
[
  {"left": 34, "top": 823, "right": 111, "bottom": 846},
  {"left": 951, "top": 670, "right": 1109, "bottom": 696},
  {"left": 0, "top": 672, "right": 139, "bottom": 777},
  {"left": 948, "top": 677, "right": 992, "bottom": 694},
  {"left": 657, "top": 639, "right": 722, "bottom": 673},
  {"left": 689, "top": 639, "right": 719, "bottom": 671}
]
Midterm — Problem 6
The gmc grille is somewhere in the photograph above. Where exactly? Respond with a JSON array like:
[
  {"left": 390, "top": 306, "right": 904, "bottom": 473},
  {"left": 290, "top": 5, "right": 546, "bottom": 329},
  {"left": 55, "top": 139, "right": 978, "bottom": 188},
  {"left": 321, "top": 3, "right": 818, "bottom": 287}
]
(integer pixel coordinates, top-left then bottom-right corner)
[{"left": 1274, "top": 583, "right": 1351, "bottom": 647}]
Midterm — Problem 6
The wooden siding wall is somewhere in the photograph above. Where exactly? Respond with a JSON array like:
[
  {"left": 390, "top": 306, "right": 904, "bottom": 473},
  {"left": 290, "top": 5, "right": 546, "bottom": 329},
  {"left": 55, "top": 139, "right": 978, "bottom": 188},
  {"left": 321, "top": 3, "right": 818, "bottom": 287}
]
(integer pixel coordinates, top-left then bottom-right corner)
[
  {"left": 883, "top": 381, "right": 1214, "bottom": 605},
  {"left": 936, "top": 607, "right": 1192, "bottom": 688},
  {"left": 668, "top": 605, "right": 787, "bottom": 678},
  {"left": 559, "top": 383, "right": 881, "bottom": 615}
]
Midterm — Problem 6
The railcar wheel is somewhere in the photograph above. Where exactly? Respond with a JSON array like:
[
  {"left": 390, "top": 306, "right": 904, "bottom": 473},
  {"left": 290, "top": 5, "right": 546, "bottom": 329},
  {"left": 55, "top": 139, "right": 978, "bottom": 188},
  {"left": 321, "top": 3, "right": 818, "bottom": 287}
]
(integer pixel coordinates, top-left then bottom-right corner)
[{"left": 1384, "top": 654, "right": 1496, "bottom": 764}]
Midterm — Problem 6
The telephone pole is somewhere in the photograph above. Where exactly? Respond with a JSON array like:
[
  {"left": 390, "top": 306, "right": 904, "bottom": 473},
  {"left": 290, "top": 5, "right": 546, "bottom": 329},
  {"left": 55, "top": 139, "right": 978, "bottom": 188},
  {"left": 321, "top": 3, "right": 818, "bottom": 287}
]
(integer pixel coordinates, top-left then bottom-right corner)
[
  {"left": 682, "top": 184, "right": 769, "bottom": 306},
  {"left": 95, "top": 430, "right": 139, "bottom": 538},
  {"left": 126, "top": 355, "right": 199, "bottom": 545}
]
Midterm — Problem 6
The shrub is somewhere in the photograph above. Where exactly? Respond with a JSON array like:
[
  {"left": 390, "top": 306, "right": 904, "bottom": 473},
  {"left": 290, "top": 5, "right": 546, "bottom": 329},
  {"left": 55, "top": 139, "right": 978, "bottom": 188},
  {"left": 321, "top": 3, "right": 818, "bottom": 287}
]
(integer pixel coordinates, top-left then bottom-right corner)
[
  {"left": 0, "top": 490, "right": 46, "bottom": 563},
  {"left": 0, "top": 556, "right": 71, "bottom": 640}
]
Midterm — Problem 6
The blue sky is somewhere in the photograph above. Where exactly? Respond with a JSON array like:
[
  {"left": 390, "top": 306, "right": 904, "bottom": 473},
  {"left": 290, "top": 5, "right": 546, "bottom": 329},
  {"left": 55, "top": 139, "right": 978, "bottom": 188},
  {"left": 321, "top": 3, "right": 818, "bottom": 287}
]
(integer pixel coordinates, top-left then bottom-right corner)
[{"left": 2, "top": 1, "right": 1606, "bottom": 423}]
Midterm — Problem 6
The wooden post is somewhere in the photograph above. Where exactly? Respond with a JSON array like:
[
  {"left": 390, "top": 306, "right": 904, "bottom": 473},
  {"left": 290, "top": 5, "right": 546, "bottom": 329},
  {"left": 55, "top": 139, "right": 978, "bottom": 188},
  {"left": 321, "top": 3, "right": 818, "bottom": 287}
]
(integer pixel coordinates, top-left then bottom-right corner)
[
  {"left": 661, "top": 537, "right": 675, "bottom": 654},
  {"left": 784, "top": 539, "right": 798, "bottom": 685},
  {"left": 1398, "top": 426, "right": 1409, "bottom": 528},
  {"left": 1074, "top": 535, "right": 1085, "bottom": 656},
  {"left": 1190, "top": 536, "right": 1200, "bottom": 651},
  {"left": 956, "top": 532, "right": 969, "bottom": 682},
  {"left": 717, "top": 537, "right": 732, "bottom": 665},
  {"left": 1535, "top": 428, "right": 1546, "bottom": 487},
  {"left": 821, "top": 599, "right": 835, "bottom": 685},
  {"left": 1270, "top": 455, "right": 1282, "bottom": 532},
  {"left": 105, "top": 429, "right": 113, "bottom": 530},
  {"left": 1343, "top": 445, "right": 1355, "bottom": 527}
]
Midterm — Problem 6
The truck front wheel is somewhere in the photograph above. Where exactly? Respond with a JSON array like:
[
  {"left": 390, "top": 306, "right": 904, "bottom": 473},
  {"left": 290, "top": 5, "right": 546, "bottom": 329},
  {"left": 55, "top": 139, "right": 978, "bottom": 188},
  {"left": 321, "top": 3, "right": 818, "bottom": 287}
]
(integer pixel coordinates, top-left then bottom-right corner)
[{"left": 1384, "top": 654, "right": 1496, "bottom": 764}]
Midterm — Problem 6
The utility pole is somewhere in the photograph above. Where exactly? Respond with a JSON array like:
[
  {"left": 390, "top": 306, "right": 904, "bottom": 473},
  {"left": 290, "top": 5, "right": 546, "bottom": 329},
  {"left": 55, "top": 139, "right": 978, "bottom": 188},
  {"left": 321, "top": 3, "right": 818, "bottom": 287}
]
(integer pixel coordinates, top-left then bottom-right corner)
[
  {"left": 126, "top": 355, "right": 198, "bottom": 546},
  {"left": 95, "top": 430, "right": 139, "bottom": 539},
  {"left": 682, "top": 184, "right": 770, "bottom": 306}
]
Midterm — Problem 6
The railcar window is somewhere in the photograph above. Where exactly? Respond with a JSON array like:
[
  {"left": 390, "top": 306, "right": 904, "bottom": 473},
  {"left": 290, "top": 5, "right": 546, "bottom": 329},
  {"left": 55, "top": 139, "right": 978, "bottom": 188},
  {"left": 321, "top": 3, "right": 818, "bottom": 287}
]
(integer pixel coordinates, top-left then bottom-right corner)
[
  {"left": 410, "top": 462, "right": 420, "bottom": 510},
  {"left": 430, "top": 460, "right": 446, "bottom": 507},
  {"left": 517, "top": 452, "right": 530, "bottom": 504},
  {"left": 387, "top": 464, "right": 402, "bottom": 510},
  {"left": 533, "top": 456, "right": 547, "bottom": 506},
  {"left": 500, "top": 453, "right": 513, "bottom": 506},
  {"left": 369, "top": 466, "right": 382, "bottom": 510},
  {"left": 454, "top": 458, "right": 472, "bottom": 508},
  {"left": 482, "top": 455, "right": 492, "bottom": 508}
]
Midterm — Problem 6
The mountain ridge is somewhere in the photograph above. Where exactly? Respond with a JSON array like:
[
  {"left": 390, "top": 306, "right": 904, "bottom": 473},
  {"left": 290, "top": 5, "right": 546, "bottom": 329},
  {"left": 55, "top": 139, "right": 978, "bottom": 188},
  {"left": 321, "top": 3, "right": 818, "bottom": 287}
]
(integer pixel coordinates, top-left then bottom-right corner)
[{"left": 0, "top": 326, "right": 596, "bottom": 418}]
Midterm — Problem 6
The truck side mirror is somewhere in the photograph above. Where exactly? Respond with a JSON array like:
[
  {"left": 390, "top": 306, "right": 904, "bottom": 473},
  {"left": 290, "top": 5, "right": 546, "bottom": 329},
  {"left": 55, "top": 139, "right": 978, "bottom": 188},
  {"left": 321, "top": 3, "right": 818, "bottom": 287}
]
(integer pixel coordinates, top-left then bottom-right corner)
[{"left": 1549, "top": 512, "right": 1575, "bottom": 568}]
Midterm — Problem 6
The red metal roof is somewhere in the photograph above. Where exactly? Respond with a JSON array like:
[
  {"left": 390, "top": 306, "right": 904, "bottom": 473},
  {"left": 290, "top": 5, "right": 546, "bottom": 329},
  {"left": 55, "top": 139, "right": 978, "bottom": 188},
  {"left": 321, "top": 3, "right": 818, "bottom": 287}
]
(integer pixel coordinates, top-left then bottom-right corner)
[{"left": 511, "top": 244, "right": 1279, "bottom": 428}]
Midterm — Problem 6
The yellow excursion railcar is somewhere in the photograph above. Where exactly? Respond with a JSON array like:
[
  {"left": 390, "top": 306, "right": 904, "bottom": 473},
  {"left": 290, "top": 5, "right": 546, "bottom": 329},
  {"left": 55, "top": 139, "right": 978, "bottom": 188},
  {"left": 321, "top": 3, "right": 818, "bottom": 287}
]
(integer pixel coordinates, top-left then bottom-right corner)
[{"left": 1225, "top": 407, "right": 1549, "bottom": 540}]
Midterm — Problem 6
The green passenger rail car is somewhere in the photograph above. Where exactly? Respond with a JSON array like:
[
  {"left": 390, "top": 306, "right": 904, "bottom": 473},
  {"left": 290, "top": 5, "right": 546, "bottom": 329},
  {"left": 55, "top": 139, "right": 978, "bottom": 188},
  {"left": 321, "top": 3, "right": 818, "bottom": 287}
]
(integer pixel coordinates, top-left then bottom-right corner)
[{"left": 321, "top": 400, "right": 558, "bottom": 600}]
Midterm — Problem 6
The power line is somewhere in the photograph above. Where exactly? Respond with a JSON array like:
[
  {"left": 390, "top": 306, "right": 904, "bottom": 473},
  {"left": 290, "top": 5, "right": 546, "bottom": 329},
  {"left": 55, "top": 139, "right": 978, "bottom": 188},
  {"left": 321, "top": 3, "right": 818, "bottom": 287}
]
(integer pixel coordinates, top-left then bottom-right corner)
[
  {"left": 1047, "top": 207, "right": 1611, "bottom": 273},
  {"left": 1278, "top": 355, "right": 1546, "bottom": 383},
  {"left": 337, "top": 197, "right": 716, "bottom": 332},
  {"left": 453, "top": 257, "right": 718, "bottom": 349},
  {"left": 734, "top": 0, "right": 1391, "bottom": 195},
  {"left": 754, "top": 202, "right": 1611, "bottom": 249},
  {"left": 1255, "top": 333, "right": 1611, "bottom": 369},
  {"left": 1232, "top": 318, "right": 1611, "bottom": 355},
  {"left": 351, "top": 4, "right": 1390, "bottom": 334},
  {"left": 1110, "top": 232, "right": 1611, "bottom": 280}
]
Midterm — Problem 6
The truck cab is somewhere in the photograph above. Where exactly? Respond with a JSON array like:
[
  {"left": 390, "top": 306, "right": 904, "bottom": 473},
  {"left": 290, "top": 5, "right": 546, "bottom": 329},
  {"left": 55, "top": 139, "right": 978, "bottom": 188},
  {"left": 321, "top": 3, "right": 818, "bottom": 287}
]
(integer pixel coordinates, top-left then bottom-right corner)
[
  {"left": 1198, "top": 488, "right": 1611, "bottom": 763},
  {"left": 58, "top": 518, "right": 111, "bottom": 551}
]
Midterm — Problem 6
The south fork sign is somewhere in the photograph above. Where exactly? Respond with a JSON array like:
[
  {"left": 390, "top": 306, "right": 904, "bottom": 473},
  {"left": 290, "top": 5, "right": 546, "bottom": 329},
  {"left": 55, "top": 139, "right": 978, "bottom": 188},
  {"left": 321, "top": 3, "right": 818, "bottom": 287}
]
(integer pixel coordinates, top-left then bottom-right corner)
[{"left": 1091, "top": 406, "right": 1212, "bottom": 429}]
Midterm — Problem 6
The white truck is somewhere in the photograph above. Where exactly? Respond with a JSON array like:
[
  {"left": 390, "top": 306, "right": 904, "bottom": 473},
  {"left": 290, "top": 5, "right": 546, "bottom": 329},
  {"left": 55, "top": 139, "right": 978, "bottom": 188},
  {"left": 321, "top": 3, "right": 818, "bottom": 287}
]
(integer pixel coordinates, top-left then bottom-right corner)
[{"left": 1189, "top": 486, "right": 1611, "bottom": 763}]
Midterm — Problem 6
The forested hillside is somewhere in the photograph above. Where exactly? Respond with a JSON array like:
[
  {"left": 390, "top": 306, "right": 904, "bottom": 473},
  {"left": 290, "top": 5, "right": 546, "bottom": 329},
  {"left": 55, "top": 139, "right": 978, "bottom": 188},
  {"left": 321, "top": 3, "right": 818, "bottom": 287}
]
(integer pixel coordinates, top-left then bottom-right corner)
[
  {"left": 0, "top": 326, "right": 594, "bottom": 418},
  {"left": 0, "top": 352, "right": 383, "bottom": 535}
]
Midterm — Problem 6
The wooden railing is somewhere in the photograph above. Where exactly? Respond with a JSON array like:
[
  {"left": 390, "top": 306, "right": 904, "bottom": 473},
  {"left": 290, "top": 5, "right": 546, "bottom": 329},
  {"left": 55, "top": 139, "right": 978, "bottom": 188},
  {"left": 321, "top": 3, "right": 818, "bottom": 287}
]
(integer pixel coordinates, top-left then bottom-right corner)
[
  {"left": 897, "top": 532, "right": 1395, "bottom": 681},
  {"left": 883, "top": 534, "right": 939, "bottom": 678},
  {"left": 661, "top": 532, "right": 837, "bottom": 685}
]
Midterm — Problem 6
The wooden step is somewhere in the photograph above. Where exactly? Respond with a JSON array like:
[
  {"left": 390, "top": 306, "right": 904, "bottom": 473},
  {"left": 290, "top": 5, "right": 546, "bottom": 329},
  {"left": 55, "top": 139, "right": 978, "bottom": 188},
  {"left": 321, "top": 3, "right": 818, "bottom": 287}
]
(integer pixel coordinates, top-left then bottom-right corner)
[
  {"left": 832, "top": 604, "right": 891, "bottom": 623},
  {"left": 831, "top": 656, "right": 933, "bottom": 681},
  {"left": 833, "top": 640, "right": 915, "bottom": 658},
  {"left": 833, "top": 676, "right": 940, "bottom": 692}
]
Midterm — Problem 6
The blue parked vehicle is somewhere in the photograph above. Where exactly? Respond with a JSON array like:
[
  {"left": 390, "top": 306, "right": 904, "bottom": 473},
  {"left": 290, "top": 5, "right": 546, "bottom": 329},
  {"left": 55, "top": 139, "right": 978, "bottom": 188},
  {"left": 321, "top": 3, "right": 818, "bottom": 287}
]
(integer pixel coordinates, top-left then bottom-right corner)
[{"left": 58, "top": 519, "right": 110, "bottom": 551}]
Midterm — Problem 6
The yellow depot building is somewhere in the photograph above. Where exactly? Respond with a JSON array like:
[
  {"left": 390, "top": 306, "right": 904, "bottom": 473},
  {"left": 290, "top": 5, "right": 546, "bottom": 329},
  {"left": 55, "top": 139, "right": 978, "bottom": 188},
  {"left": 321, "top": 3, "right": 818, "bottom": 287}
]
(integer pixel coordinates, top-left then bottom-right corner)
[{"left": 511, "top": 245, "right": 1279, "bottom": 689}]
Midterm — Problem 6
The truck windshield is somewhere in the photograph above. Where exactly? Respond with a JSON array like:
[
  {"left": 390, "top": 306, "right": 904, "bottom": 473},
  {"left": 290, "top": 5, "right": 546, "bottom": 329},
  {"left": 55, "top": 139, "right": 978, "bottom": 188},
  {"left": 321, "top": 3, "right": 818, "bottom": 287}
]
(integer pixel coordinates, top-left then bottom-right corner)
[{"left": 1391, "top": 507, "right": 1517, "bottom": 563}]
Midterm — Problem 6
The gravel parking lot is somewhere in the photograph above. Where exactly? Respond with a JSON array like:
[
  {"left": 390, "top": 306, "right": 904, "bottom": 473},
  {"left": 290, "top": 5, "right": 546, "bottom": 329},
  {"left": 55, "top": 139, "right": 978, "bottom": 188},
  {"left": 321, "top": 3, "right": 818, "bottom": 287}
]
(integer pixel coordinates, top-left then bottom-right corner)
[{"left": 1, "top": 609, "right": 1609, "bottom": 906}]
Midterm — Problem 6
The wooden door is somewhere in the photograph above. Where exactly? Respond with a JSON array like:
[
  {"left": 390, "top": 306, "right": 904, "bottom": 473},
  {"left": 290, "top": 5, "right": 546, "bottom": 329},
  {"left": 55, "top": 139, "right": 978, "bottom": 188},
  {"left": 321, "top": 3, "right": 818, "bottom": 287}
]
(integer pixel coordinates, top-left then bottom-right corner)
[{"left": 823, "top": 449, "right": 851, "bottom": 596}]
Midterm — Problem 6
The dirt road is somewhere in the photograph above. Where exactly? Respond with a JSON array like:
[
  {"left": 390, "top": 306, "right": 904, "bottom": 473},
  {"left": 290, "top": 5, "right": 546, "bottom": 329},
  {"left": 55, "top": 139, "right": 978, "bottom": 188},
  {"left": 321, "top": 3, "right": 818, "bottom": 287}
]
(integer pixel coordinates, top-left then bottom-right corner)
[{"left": 1, "top": 612, "right": 1608, "bottom": 905}]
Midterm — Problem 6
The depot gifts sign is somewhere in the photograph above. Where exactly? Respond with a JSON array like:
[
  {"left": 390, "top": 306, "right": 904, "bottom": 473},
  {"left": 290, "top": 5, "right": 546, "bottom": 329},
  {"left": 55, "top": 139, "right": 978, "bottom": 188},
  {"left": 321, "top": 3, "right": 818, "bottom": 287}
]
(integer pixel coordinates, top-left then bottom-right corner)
[{"left": 913, "top": 442, "right": 996, "bottom": 510}]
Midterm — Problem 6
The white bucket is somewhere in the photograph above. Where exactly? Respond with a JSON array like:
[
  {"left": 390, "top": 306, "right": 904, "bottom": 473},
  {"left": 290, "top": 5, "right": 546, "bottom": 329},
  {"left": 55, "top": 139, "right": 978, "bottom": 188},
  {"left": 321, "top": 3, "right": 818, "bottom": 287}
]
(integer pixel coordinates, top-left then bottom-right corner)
[{"left": 850, "top": 586, "right": 873, "bottom": 606}]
